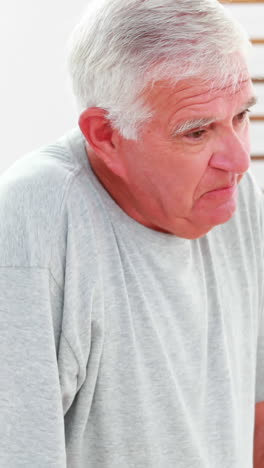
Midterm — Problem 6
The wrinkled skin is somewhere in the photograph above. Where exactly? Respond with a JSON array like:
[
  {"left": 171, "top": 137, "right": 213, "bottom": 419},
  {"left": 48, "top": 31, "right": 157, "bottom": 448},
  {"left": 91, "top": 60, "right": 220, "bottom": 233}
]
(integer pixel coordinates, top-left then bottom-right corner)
[{"left": 80, "top": 75, "right": 255, "bottom": 239}]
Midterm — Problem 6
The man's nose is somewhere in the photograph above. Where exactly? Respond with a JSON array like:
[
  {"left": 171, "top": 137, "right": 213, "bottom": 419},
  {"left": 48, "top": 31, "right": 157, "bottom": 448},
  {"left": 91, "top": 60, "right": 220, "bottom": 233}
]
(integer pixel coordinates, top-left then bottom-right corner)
[{"left": 209, "top": 130, "right": 251, "bottom": 175}]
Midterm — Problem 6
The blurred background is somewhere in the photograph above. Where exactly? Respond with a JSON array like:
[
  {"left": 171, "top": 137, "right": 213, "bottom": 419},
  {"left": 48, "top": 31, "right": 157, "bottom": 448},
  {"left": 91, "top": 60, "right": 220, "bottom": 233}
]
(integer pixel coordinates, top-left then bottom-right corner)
[
  {"left": 0, "top": 0, "right": 263, "bottom": 187},
  {"left": 224, "top": 0, "right": 264, "bottom": 188}
]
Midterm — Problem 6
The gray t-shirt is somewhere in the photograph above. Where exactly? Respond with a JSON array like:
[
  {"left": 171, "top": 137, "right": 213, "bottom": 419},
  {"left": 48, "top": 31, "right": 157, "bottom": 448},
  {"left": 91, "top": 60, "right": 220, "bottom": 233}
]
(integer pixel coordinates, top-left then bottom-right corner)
[{"left": 0, "top": 127, "right": 264, "bottom": 468}]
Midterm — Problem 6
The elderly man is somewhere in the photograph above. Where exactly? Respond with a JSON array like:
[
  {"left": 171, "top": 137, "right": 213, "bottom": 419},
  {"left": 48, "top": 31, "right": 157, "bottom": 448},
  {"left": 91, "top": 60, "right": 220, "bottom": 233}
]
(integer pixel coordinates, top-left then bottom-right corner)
[{"left": 0, "top": 0, "right": 263, "bottom": 466}]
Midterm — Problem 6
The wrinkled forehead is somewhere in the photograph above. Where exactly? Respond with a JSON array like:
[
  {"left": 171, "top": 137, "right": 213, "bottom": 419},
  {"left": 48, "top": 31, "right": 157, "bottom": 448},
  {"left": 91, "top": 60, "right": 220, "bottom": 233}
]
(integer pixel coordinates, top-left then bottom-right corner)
[{"left": 143, "top": 71, "right": 254, "bottom": 116}]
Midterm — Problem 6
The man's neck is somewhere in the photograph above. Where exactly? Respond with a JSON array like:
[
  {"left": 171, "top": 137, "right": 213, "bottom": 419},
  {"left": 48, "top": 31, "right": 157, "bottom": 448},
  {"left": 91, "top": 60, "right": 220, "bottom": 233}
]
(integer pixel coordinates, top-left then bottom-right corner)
[{"left": 86, "top": 147, "right": 167, "bottom": 232}]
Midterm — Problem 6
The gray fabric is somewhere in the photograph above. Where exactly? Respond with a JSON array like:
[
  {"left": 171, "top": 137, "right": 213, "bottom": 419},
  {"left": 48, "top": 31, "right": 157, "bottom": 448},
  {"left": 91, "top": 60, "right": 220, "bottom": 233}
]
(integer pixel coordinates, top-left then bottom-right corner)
[{"left": 0, "top": 126, "right": 264, "bottom": 467}]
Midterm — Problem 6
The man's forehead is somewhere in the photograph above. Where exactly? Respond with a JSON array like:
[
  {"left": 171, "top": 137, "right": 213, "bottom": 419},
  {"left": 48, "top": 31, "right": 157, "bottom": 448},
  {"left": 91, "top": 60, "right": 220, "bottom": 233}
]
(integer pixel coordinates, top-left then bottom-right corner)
[
  {"left": 169, "top": 94, "right": 257, "bottom": 137},
  {"left": 147, "top": 74, "right": 253, "bottom": 103}
]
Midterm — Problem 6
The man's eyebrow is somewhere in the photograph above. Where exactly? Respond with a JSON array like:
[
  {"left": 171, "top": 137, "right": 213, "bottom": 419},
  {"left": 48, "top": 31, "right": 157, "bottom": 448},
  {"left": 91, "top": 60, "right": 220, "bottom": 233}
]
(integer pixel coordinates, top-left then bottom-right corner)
[
  {"left": 170, "top": 117, "right": 216, "bottom": 137},
  {"left": 244, "top": 95, "right": 258, "bottom": 108},
  {"left": 170, "top": 95, "right": 258, "bottom": 138}
]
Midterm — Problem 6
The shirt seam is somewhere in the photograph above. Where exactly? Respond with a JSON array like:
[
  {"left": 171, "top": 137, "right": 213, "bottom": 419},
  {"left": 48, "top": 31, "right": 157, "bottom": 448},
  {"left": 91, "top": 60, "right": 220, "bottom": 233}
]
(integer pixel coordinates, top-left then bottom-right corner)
[
  {"left": 0, "top": 266, "right": 81, "bottom": 371},
  {"left": 48, "top": 165, "right": 84, "bottom": 288},
  {"left": 48, "top": 269, "right": 82, "bottom": 381},
  {"left": 0, "top": 265, "right": 64, "bottom": 294},
  {"left": 60, "top": 332, "right": 81, "bottom": 377}
]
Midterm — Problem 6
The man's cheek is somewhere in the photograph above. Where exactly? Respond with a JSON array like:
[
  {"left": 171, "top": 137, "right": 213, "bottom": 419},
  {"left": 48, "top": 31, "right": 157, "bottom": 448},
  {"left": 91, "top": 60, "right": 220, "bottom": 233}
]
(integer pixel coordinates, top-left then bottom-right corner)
[{"left": 242, "top": 125, "right": 251, "bottom": 156}]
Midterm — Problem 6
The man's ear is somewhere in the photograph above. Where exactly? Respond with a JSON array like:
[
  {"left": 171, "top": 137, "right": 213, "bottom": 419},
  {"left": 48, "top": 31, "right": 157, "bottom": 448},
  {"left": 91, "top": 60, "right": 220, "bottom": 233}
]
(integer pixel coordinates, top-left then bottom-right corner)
[{"left": 78, "top": 108, "right": 121, "bottom": 170}]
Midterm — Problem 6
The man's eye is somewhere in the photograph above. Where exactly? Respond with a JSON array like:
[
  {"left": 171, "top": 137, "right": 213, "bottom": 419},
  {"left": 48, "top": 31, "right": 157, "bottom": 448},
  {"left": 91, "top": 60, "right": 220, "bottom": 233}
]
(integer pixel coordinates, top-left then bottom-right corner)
[
  {"left": 185, "top": 129, "right": 206, "bottom": 140},
  {"left": 236, "top": 109, "right": 250, "bottom": 123}
]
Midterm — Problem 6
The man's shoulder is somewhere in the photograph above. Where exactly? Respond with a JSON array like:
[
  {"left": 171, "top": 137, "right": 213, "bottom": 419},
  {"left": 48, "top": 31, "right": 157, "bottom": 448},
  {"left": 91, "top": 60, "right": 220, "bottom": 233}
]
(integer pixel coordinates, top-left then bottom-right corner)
[
  {"left": 0, "top": 127, "right": 85, "bottom": 195},
  {"left": 239, "top": 169, "right": 263, "bottom": 200},
  {"left": 237, "top": 170, "right": 263, "bottom": 222},
  {"left": 213, "top": 170, "right": 264, "bottom": 247},
  {"left": 0, "top": 128, "right": 86, "bottom": 270}
]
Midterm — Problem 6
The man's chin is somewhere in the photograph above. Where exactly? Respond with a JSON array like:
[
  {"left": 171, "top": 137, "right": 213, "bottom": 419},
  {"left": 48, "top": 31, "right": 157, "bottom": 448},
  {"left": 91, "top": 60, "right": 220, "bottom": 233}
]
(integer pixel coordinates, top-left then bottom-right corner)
[
  {"left": 152, "top": 196, "right": 238, "bottom": 239},
  {"left": 195, "top": 200, "right": 238, "bottom": 234},
  {"left": 195, "top": 185, "right": 238, "bottom": 226}
]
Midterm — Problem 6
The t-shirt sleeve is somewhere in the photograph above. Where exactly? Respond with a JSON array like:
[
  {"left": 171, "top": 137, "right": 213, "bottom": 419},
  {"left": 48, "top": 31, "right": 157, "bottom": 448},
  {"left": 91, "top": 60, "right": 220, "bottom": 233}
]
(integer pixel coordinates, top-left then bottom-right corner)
[{"left": 0, "top": 266, "right": 78, "bottom": 467}]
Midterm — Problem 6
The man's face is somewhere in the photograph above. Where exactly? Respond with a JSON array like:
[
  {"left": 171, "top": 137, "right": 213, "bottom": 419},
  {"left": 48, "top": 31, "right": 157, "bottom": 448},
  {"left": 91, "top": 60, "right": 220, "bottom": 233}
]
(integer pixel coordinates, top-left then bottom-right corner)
[{"left": 117, "top": 75, "right": 256, "bottom": 239}]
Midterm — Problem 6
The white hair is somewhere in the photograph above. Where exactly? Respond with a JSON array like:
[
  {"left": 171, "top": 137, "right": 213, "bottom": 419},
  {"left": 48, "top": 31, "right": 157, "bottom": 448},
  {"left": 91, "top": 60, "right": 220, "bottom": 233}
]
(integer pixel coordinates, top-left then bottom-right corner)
[{"left": 66, "top": 0, "right": 252, "bottom": 140}]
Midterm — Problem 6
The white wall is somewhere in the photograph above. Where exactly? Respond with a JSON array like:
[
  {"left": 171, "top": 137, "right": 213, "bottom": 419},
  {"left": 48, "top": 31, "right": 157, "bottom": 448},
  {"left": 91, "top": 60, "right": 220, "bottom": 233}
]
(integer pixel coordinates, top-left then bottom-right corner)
[
  {"left": 0, "top": 0, "right": 87, "bottom": 173},
  {"left": 1, "top": 2, "right": 264, "bottom": 187}
]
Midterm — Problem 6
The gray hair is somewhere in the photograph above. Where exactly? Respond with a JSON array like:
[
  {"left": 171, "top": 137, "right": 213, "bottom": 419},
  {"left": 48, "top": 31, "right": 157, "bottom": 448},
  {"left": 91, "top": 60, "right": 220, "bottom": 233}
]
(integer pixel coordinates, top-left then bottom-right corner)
[{"left": 66, "top": 0, "right": 252, "bottom": 140}]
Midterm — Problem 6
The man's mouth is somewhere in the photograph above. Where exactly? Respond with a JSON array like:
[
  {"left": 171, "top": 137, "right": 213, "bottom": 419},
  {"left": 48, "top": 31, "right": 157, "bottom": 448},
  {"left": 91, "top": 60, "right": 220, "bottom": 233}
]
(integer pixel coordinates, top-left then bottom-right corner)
[
  {"left": 208, "top": 183, "right": 235, "bottom": 193},
  {"left": 205, "top": 173, "right": 241, "bottom": 195},
  {"left": 202, "top": 183, "right": 237, "bottom": 201}
]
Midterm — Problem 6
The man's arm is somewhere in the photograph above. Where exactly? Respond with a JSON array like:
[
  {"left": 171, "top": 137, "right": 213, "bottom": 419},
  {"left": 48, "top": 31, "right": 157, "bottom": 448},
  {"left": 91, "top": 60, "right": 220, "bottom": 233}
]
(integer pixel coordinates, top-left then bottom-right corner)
[{"left": 0, "top": 267, "right": 67, "bottom": 467}]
